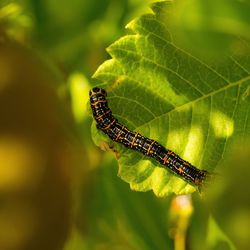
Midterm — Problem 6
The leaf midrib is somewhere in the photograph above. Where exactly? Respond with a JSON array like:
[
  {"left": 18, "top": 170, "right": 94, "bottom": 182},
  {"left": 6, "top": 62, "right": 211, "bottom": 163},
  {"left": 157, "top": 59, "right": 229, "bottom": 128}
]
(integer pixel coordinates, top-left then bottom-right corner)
[{"left": 135, "top": 75, "right": 250, "bottom": 130}]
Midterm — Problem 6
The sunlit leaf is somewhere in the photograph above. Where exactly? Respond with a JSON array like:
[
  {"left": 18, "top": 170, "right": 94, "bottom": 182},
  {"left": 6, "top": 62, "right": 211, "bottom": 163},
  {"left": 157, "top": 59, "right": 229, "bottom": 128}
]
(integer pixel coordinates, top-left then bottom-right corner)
[{"left": 92, "top": 0, "right": 250, "bottom": 197}]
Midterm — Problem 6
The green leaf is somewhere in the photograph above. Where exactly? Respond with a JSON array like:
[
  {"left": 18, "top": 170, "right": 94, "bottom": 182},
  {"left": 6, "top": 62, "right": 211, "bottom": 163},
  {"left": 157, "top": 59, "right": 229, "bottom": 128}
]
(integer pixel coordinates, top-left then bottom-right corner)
[
  {"left": 206, "top": 216, "right": 236, "bottom": 250},
  {"left": 92, "top": 1, "right": 250, "bottom": 197}
]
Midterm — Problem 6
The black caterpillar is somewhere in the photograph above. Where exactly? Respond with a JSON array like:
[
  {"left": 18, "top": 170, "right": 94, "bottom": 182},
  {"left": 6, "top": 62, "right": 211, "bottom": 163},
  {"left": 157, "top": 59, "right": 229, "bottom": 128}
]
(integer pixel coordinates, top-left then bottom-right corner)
[{"left": 89, "top": 87, "right": 208, "bottom": 187}]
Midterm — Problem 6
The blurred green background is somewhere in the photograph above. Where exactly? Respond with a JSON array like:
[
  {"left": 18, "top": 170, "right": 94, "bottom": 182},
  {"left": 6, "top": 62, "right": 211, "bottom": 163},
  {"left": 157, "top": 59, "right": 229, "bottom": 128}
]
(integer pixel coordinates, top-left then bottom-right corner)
[{"left": 0, "top": 0, "right": 249, "bottom": 250}]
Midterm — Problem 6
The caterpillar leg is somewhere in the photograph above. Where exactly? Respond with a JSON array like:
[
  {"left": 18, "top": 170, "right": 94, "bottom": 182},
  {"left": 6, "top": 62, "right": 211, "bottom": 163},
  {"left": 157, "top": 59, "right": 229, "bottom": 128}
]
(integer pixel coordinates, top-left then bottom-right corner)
[
  {"left": 197, "top": 171, "right": 216, "bottom": 193},
  {"left": 99, "top": 141, "right": 121, "bottom": 159}
]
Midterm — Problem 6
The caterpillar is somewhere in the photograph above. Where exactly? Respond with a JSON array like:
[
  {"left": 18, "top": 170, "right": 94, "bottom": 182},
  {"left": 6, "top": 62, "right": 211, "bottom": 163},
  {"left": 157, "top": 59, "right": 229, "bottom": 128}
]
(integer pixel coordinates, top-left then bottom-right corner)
[{"left": 89, "top": 87, "right": 209, "bottom": 187}]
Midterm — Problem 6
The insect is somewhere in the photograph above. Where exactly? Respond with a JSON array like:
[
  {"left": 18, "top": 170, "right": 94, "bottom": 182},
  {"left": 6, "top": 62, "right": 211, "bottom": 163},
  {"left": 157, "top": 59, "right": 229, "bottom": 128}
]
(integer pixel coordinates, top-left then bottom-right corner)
[{"left": 89, "top": 87, "right": 209, "bottom": 187}]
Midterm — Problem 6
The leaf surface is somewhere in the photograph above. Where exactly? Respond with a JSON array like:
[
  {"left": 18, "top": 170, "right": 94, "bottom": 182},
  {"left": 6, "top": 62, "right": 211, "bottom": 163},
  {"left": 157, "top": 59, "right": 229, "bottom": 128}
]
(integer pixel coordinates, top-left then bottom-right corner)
[{"left": 92, "top": 1, "right": 250, "bottom": 196}]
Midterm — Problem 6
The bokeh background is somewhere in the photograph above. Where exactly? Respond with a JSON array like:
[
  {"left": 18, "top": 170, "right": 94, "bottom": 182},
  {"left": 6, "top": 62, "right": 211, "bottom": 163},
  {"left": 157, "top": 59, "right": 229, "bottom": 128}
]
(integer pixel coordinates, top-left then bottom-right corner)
[{"left": 0, "top": 1, "right": 249, "bottom": 250}]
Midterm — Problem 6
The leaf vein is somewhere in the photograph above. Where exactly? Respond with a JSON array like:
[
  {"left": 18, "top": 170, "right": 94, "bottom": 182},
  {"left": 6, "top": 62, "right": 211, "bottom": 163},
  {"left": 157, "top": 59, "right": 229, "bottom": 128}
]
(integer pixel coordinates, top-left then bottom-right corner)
[
  {"left": 139, "top": 16, "right": 231, "bottom": 85},
  {"left": 112, "top": 47, "right": 205, "bottom": 96},
  {"left": 135, "top": 76, "right": 250, "bottom": 130}
]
